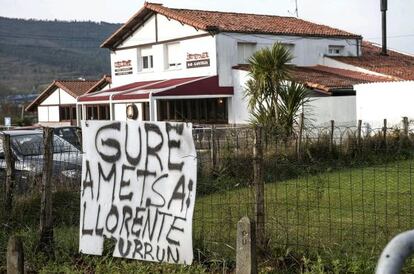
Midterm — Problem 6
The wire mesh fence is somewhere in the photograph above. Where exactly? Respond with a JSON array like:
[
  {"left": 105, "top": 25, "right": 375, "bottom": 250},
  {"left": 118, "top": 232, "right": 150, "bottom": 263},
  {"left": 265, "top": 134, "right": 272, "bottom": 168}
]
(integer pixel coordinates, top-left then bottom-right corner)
[
  {"left": 192, "top": 121, "right": 414, "bottom": 262},
  {"left": 1, "top": 121, "right": 414, "bottom": 270}
]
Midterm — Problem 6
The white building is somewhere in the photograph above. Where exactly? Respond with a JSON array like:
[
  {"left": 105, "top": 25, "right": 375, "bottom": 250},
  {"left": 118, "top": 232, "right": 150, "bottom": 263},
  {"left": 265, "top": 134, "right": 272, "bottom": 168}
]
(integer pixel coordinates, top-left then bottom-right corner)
[
  {"left": 26, "top": 75, "right": 111, "bottom": 126},
  {"left": 77, "top": 2, "right": 414, "bottom": 126}
]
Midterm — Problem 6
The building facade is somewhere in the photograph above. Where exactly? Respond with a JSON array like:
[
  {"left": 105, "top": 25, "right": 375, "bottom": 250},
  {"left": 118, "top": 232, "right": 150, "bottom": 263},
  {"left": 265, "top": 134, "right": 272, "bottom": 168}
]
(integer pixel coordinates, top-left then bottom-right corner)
[
  {"left": 26, "top": 75, "right": 111, "bottom": 126},
  {"left": 77, "top": 2, "right": 414, "bottom": 127}
]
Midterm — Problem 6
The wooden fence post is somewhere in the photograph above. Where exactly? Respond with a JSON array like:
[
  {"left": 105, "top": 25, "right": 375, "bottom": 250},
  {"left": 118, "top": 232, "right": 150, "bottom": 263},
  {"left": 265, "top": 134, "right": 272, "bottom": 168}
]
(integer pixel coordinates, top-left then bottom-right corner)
[
  {"left": 357, "top": 119, "right": 363, "bottom": 155},
  {"left": 383, "top": 119, "right": 387, "bottom": 150},
  {"left": 7, "top": 236, "right": 24, "bottom": 274},
  {"left": 403, "top": 117, "right": 409, "bottom": 137},
  {"left": 210, "top": 125, "right": 217, "bottom": 170},
  {"left": 3, "top": 134, "right": 15, "bottom": 215},
  {"left": 38, "top": 127, "right": 54, "bottom": 256},
  {"left": 329, "top": 120, "right": 335, "bottom": 154},
  {"left": 236, "top": 217, "right": 257, "bottom": 274},
  {"left": 297, "top": 112, "right": 304, "bottom": 161},
  {"left": 253, "top": 126, "right": 265, "bottom": 250}
]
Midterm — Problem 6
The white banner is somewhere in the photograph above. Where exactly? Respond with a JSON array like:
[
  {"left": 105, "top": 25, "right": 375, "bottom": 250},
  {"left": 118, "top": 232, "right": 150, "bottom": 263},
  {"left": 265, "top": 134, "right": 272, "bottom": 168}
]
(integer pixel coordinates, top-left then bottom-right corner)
[{"left": 79, "top": 121, "right": 197, "bottom": 265}]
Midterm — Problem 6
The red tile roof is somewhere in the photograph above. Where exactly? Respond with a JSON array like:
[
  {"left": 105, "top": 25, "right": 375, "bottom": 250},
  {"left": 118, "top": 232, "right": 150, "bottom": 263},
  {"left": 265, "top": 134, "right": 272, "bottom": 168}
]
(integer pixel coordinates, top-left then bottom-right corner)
[
  {"left": 102, "top": 2, "right": 361, "bottom": 49},
  {"left": 233, "top": 64, "right": 394, "bottom": 94},
  {"left": 86, "top": 75, "right": 112, "bottom": 94},
  {"left": 26, "top": 76, "right": 109, "bottom": 112},
  {"left": 331, "top": 41, "right": 414, "bottom": 81}
]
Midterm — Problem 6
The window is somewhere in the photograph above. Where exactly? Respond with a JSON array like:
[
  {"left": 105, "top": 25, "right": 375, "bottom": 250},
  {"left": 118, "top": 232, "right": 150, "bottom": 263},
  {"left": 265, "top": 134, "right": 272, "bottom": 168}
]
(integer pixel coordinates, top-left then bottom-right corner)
[
  {"left": 328, "top": 45, "right": 345, "bottom": 56},
  {"left": 142, "top": 55, "right": 153, "bottom": 69},
  {"left": 237, "top": 43, "right": 256, "bottom": 64},
  {"left": 140, "top": 47, "right": 153, "bottom": 70},
  {"left": 158, "top": 98, "right": 228, "bottom": 124},
  {"left": 59, "top": 105, "right": 76, "bottom": 121},
  {"left": 86, "top": 104, "right": 109, "bottom": 120},
  {"left": 166, "top": 43, "right": 182, "bottom": 69}
]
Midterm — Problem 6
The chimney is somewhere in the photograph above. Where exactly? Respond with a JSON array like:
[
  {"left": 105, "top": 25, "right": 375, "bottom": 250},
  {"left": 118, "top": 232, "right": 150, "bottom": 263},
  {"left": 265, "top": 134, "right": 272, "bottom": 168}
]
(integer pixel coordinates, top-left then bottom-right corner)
[{"left": 380, "top": 0, "right": 388, "bottom": 56}]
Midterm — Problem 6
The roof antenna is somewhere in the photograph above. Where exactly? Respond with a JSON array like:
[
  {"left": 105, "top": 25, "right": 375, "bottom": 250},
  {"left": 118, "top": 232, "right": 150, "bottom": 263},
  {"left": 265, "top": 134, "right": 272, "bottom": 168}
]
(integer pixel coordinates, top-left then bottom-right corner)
[{"left": 294, "top": 0, "right": 299, "bottom": 17}]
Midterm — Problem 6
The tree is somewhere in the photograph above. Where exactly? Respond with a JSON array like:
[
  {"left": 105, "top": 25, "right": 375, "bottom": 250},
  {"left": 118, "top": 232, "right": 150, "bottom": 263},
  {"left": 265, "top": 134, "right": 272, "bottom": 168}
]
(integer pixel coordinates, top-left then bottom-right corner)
[
  {"left": 246, "top": 43, "right": 293, "bottom": 127},
  {"left": 278, "top": 82, "right": 311, "bottom": 136},
  {"left": 245, "top": 43, "right": 310, "bottom": 136}
]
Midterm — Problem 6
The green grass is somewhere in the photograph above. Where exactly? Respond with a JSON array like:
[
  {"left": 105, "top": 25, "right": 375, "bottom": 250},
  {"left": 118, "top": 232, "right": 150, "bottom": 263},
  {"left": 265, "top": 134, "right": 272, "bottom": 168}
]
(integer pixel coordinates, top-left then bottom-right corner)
[
  {"left": 193, "top": 160, "right": 414, "bottom": 272},
  {"left": 3, "top": 159, "right": 414, "bottom": 273}
]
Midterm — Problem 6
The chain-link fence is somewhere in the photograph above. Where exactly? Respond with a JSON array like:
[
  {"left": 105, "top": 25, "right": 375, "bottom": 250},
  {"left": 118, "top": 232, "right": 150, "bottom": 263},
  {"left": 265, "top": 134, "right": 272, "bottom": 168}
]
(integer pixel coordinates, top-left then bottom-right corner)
[
  {"left": 192, "top": 120, "right": 414, "bottom": 265},
  {"left": 2, "top": 121, "right": 414, "bottom": 271}
]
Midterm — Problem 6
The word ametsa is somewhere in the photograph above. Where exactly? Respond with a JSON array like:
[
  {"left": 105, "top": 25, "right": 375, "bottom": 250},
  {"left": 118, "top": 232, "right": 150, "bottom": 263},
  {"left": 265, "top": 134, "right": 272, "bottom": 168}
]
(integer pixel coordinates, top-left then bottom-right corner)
[{"left": 80, "top": 121, "right": 196, "bottom": 264}]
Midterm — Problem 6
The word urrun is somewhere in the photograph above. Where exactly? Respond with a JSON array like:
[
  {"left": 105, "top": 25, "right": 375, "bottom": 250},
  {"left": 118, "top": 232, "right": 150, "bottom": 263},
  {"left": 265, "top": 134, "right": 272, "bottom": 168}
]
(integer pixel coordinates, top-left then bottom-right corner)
[{"left": 79, "top": 121, "right": 197, "bottom": 265}]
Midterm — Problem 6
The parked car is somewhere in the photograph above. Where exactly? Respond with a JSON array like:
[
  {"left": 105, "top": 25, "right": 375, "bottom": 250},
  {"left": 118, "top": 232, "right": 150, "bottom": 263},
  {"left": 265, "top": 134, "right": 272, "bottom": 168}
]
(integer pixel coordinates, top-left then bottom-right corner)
[
  {"left": 53, "top": 126, "right": 81, "bottom": 150},
  {"left": 0, "top": 130, "right": 82, "bottom": 192}
]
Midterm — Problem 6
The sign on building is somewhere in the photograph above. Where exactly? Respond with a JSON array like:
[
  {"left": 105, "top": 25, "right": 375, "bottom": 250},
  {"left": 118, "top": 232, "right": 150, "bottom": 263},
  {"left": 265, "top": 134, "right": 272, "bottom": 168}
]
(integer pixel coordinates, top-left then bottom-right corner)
[
  {"left": 186, "top": 52, "right": 210, "bottom": 68},
  {"left": 114, "top": 60, "right": 133, "bottom": 76},
  {"left": 79, "top": 121, "right": 197, "bottom": 265},
  {"left": 4, "top": 117, "right": 11, "bottom": 127}
]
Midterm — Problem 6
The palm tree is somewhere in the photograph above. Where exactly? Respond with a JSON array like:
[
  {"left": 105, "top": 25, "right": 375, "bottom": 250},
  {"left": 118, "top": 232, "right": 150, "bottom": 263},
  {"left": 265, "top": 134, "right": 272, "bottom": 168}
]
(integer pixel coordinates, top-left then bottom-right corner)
[
  {"left": 247, "top": 43, "right": 293, "bottom": 128},
  {"left": 278, "top": 81, "right": 311, "bottom": 136},
  {"left": 245, "top": 43, "right": 310, "bottom": 136}
]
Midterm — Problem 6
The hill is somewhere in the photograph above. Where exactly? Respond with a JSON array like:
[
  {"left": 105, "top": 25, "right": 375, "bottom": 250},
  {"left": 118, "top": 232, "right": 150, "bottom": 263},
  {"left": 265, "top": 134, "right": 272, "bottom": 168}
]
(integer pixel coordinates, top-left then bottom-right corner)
[{"left": 0, "top": 17, "right": 121, "bottom": 95}]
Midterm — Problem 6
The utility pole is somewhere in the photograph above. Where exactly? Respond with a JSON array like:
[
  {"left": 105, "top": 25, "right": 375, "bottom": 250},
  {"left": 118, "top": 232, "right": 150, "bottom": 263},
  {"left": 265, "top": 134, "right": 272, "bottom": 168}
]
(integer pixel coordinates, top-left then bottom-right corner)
[{"left": 380, "top": 0, "right": 388, "bottom": 55}]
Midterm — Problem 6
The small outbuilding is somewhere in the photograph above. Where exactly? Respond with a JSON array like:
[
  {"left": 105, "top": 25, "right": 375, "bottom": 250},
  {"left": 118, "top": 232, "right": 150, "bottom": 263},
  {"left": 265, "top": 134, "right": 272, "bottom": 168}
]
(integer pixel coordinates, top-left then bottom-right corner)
[{"left": 26, "top": 75, "right": 111, "bottom": 126}]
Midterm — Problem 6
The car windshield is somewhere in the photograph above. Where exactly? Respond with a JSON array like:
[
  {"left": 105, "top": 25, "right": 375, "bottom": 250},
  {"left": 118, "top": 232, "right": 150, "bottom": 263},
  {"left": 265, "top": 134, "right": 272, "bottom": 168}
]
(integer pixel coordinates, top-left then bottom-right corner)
[{"left": 11, "top": 133, "right": 79, "bottom": 156}]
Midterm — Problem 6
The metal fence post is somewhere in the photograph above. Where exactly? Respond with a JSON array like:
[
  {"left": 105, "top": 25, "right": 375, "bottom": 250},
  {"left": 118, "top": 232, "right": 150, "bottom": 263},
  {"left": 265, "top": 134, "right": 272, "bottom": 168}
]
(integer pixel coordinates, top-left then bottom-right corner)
[
  {"left": 38, "top": 127, "right": 54, "bottom": 256},
  {"left": 3, "top": 134, "right": 15, "bottom": 215},
  {"left": 236, "top": 217, "right": 257, "bottom": 274},
  {"left": 253, "top": 126, "right": 265, "bottom": 250}
]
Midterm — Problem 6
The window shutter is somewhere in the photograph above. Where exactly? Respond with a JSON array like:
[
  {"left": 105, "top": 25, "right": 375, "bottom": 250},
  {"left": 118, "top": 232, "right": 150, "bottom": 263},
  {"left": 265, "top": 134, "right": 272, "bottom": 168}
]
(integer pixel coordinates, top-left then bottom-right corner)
[{"left": 167, "top": 43, "right": 181, "bottom": 67}]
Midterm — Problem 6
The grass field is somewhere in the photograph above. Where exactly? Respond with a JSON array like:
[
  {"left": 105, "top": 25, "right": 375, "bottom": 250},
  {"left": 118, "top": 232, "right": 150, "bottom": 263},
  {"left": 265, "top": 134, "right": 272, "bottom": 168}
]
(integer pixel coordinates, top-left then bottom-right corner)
[
  {"left": 2, "top": 159, "right": 414, "bottom": 273},
  {"left": 193, "top": 159, "right": 414, "bottom": 272}
]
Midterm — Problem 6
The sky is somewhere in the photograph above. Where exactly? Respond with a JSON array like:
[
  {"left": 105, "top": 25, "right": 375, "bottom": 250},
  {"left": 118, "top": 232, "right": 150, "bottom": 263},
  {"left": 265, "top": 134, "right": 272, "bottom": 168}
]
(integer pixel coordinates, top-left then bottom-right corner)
[{"left": 1, "top": 0, "right": 414, "bottom": 54}]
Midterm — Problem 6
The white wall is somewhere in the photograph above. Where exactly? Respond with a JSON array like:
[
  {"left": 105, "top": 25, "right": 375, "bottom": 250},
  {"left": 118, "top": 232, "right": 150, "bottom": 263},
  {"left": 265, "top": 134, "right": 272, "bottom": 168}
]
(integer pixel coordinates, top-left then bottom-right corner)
[
  {"left": 120, "top": 15, "right": 157, "bottom": 47},
  {"left": 119, "top": 14, "right": 206, "bottom": 49},
  {"left": 111, "top": 13, "right": 214, "bottom": 87},
  {"left": 231, "top": 68, "right": 357, "bottom": 126},
  {"left": 306, "top": 95, "right": 356, "bottom": 126},
  {"left": 217, "top": 33, "right": 359, "bottom": 86},
  {"left": 59, "top": 88, "right": 77, "bottom": 104},
  {"left": 356, "top": 81, "right": 414, "bottom": 129},
  {"left": 40, "top": 88, "right": 76, "bottom": 106},
  {"left": 111, "top": 35, "right": 217, "bottom": 87},
  {"left": 38, "top": 106, "right": 49, "bottom": 122},
  {"left": 230, "top": 69, "right": 251, "bottom": 124},
  {"left": 157, "top": 14, "right": 206, "bottom": 41},
  {"left": 41, "top": 89, "right": 60, "bottom": 105},
  {"left": 48, "top": 106, "right": 60, "bottom": 122},
  {"left": 38, "top": 87, "right": 77, "bottom": 123}
]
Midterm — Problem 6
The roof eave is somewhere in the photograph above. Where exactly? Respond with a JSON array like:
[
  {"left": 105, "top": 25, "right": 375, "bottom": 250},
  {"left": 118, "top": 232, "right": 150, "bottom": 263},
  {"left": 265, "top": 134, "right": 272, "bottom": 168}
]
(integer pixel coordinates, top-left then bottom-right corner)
[
  {"left": 101, "top": 5, "right": 154, "bottom": 49},
  {"left": 25, "top": 81, "right": 58, "bottom": 112}
]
